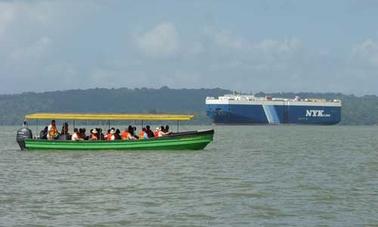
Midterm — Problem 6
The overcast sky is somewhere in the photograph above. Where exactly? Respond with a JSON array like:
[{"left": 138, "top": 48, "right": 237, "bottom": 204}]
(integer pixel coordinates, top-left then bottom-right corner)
[{"left": 1, "top": 0, "right": 378, "bottom": 95}]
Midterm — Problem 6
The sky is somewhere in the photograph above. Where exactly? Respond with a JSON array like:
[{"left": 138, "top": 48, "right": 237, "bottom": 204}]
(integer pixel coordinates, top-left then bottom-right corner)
[{"left": 0, "top": 0, "right": 378, "bottom": 95}]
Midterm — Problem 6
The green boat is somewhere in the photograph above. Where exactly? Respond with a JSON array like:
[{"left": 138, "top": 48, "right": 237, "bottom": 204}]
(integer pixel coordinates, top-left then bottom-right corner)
[{"left": 16, "top": 113, "right": 214, "bottom": 151}]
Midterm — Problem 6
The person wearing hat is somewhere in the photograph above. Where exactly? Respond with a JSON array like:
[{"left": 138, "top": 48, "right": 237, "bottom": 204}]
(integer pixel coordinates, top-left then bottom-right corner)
[
  {"left": 154, "top": 127, "right": 160, "bottom": 138},
  {"left": 107, "top": 128, "right": 116, "bottom": 141},
  {"left": 90, "top": 128, "right": 98, "bottom": 140}
]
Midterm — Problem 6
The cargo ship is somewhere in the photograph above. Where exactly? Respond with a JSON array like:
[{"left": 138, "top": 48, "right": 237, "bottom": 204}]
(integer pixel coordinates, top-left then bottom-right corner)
[{"left": 206, "top": 94, "right": 341, "bottom": 125}]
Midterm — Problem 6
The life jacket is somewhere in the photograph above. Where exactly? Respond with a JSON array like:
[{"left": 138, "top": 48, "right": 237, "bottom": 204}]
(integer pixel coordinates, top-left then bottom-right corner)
[
  {"left": 106, "top": 133, "right": 112, "bottom": 141},
  {"left": 48, "top": 125, "right": 58, "bottom": 138},
  {"left": 154, "top": 130, "right": 159, "bottom": 138},
  {"left": 90, "top": 134, "right": 98, "bottom": 140},
  {"left": 139, "top": 131, "right": 145, "bottom": 139},
  {"left": 121, "top": 131, "right": 129, "bottom": 140}
]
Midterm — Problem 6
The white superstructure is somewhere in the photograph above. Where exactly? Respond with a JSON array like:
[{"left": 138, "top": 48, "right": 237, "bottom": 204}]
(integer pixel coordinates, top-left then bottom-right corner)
[{"left": 206, "top": 94, "right": 342, "bottom": 107}]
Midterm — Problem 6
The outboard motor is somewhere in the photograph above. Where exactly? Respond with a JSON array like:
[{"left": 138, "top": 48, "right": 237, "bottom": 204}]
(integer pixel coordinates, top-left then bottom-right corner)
[{"left": 16, "top": 121, "right": 33, "bottom": 151}]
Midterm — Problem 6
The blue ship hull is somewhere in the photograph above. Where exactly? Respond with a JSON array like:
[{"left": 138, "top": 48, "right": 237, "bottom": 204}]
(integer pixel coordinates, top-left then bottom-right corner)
[{"left": 206, "top": 104, "right": 341, "bottom": 125}]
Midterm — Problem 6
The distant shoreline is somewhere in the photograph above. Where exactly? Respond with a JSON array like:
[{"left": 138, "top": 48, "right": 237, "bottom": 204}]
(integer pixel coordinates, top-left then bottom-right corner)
[{"left": 1, "top": 87, "right": 377, "bottom": 125}]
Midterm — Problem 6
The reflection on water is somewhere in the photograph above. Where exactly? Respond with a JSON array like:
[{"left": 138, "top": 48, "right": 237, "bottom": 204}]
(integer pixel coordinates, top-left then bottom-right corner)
[{"left": 1, "top": 125, "right": 378, "bottom": 226}]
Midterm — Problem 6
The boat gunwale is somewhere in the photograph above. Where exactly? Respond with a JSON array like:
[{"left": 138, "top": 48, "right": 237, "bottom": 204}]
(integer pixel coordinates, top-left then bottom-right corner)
[{"left": 25, "top": 129, "right": 214, "bottom": 144}]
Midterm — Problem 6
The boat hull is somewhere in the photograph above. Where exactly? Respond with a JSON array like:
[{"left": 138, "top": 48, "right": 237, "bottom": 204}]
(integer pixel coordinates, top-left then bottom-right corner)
[
  {"left": 24, "top": 129, "right": 214, "bottom": 151},
  {"left": 206, "top": 104, "right": 341, "bottom": 125}
]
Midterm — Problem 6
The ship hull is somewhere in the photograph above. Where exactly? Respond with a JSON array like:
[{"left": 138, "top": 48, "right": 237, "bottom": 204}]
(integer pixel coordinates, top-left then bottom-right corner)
[{"left": 206, "top": 104, "right": 341, "bottom": 125}]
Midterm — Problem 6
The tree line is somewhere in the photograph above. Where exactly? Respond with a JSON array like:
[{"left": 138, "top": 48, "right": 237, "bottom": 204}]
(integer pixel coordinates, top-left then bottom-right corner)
[{"left": 0, "top": 87, "right": 377, "bottom": 125}]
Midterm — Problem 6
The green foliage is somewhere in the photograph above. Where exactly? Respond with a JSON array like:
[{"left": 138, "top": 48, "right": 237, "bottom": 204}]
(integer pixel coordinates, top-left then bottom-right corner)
[
  {"left": 1, "top": 87, "right": 377, "bottom": 125},
  {"left": 0, "top": 87, "right": 228, "bottom": 125}
]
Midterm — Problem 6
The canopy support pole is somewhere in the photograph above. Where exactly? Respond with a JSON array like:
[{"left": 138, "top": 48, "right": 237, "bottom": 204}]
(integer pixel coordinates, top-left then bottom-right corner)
[
  {"left": 36, "top": 120, "right": 38, "bottom": 139},
  {"left": 141, "top": 120, "right": 144, "bottom": 128},
  {"left": 177, "top": 120, "right": 179, "bottom": 132}
]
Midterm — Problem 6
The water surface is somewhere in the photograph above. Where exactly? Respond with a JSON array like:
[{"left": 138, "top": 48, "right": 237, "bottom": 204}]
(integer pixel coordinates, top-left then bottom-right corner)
[{"left": 1, "top": 125, "right": 378, "bottom": 226}]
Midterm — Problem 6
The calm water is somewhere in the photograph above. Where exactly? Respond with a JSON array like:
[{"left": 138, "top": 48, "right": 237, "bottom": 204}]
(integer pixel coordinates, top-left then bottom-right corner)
[{"left": 1, "top": 125, "right": 378, "bottom": 226}]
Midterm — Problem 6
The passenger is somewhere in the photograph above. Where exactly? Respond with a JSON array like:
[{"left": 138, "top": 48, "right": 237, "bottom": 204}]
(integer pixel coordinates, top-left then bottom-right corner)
[
  {"left": 83, "top": 128, "right": 88, "bottom": 140},
  {"left": 143, "top": 128, "right": 149, "bottom": 139},
  {"left": 158, "top": 125, "right": 168, "bottom": 137},
  {"left": 164, "top": 125, "right": 171, "bottom": 135},
  {"left": 121, "top": 128, "right": 129, "bottom": 140},
  {"left": 108, "top": 129, "right": 116, "bottom": 141},
  {"left": 61, "top": 122, "right": 69, "bottom": 135},
  {"left": 154, "top": 127, "right": 160, "bottom": 138},
  {"left": 133, "top": 126, "right": 139, "bottom": 139},
  {"left": 79, "top": 128, "right": 87, "bottom": 140},
  {"left": 145, "top": 125, "right": 154, "bottom": 138},
  {"left": 89, "top": 128, "right": 98, "bottom": 140},
  {"left": 71, "top": 128, "right": 83, "bottom": 141},
  {"left": 105, "top": 129, "right": 111, "bottom": 140},
  {"left": 47, "top": 120, "right": 59, "bottom": 140},
  {"left": 139, "top": 128, "right": 148, "bottom": 139},
  {"left": 127, "top": 125, "right": 137, "bottom": 140},
  {"left": 39, "top": 126, "right": 48, "bottom": 139},
  {"left": 59, "top": 122, "right": 70, "bottom": 140},
  {"left": 115, "top": 129, "right": 121, "bottom": 140},
  {"left": 97, "top": 128, "right": 104, "bottom": 140}
]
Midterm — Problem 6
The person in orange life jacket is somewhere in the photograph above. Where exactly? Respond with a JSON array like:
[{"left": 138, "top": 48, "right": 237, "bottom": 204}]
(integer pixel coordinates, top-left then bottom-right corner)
[
  {"left": 89, "top": 128, "right": 98, "bottom": 140},
  {"left": 121, "top": 128, "right": 129, "bottom": 140},
  {"left": 138, "top": 128, "right": 148, "bottom": 139},
  {"left": 109, "top": 129, "right": 116, "bottom": 141},
  {"left": 47, "top": 120, "right": 59, "bottom": 140},
  {"left": 106, "top": 128, "right": 115, "bottom": 141},
  {"left": 154, "top": 127, "right": 160, "bottom": 138},
  {"left": 71, "top": 128, "right": 83, "bottom": 141}
]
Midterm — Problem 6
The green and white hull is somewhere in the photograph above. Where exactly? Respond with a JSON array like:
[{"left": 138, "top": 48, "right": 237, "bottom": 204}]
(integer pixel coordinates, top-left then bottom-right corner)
[{"left": 24, "top": 129, "right": 214, "bottom": 151}]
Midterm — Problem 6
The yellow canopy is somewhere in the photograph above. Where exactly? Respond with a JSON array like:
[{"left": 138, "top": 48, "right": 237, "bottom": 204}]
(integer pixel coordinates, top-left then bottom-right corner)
[{"left": 25, "top": 113, "right": 194, "bottom": 121}]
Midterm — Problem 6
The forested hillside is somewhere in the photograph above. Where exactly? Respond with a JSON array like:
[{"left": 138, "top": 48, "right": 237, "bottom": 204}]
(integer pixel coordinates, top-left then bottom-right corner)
[
  {"left": 1, "top": 87, "right": 377, "bottom": 125},
  {"left": 0, "top": 87, "right": 228, "bottom": 125}
]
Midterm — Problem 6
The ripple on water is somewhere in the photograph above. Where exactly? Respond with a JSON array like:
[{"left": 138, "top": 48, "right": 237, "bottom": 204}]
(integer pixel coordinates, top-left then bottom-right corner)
[{"left": 1, "top": 126, "right": 378, "bottom": 226}]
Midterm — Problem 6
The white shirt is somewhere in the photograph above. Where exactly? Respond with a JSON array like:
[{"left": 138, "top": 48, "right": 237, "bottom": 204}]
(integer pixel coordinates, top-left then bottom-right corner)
[
  {"left": 158, "top": 131, "right": 167, "bottom": 137},
  {"left": 47, "top": 124, "right": 57, "bottom": 140},
  {"left": 71, "top": 133, "right": 80, "bottom": 141}
]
